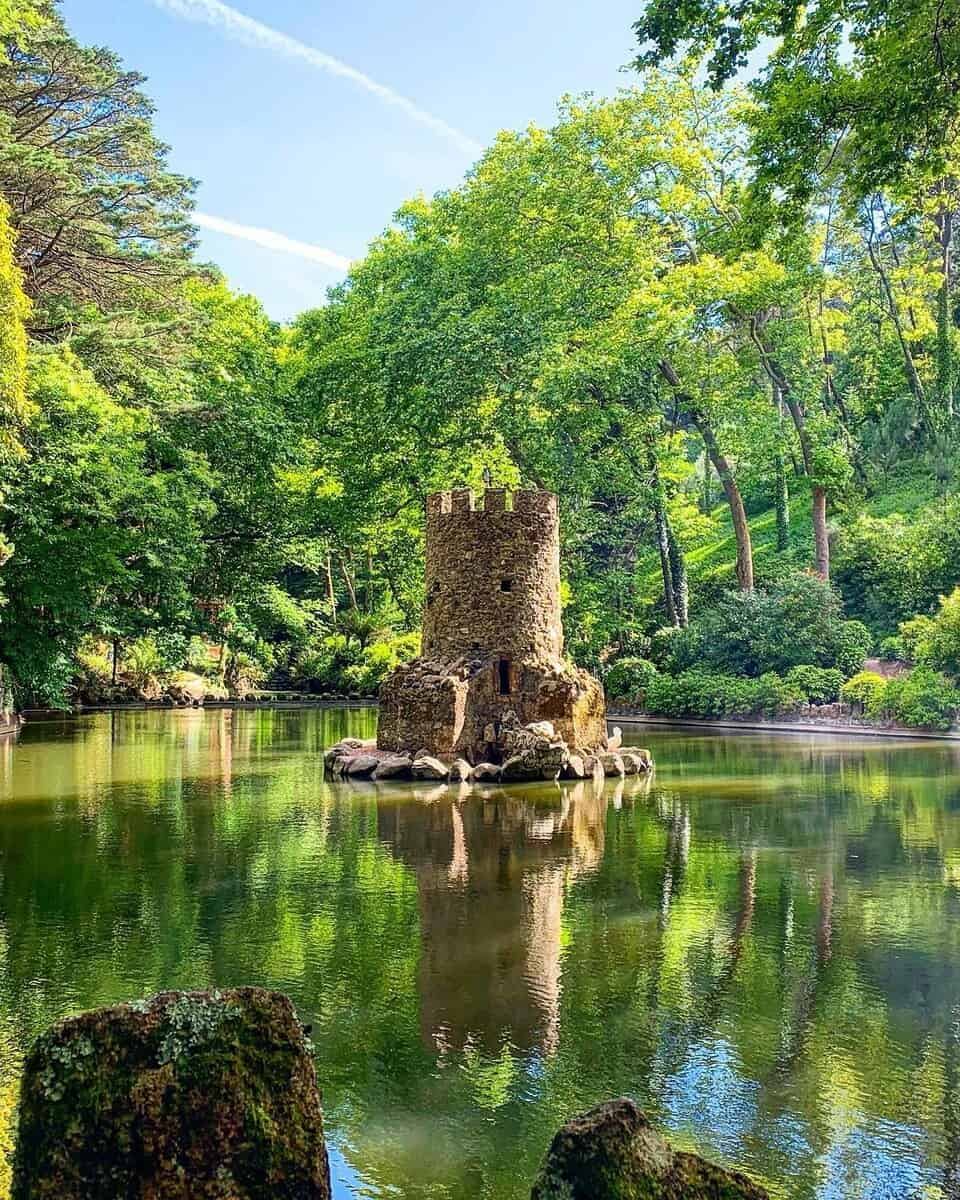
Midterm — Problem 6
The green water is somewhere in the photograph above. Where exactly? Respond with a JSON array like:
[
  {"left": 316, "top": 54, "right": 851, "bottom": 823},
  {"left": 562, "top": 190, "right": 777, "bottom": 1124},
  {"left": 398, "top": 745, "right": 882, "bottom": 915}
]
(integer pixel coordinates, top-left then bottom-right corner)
[{"left": 1, "top": 709, "right": 959, "bottom": 1198}]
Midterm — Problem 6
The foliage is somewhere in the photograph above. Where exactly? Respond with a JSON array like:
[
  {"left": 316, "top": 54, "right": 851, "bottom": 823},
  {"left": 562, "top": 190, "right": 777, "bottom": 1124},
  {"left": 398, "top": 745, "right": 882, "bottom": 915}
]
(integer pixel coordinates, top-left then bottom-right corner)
[
  {"left": 834, "top": 497, "right": 960, "bottom": 634},
  {"left": 840, "top": 672, "right": 889, "bottom": 717},
  {"left": 881, "top": 667, "right": 960, "bottom": 730},
  {"left": 0, "top": 9, "right": 196, "bottom": 349},
  {"left": 604, "top": 657, "right": 660, "bottom": 704},
  {"left": 661, "top": 573, "right": 870, "bottom": 678},
  {"left": 899, "top": 588, "right": 960, "bottom": 678},
  {"left": 644, "top": 669, "right": 803, "bottom": 719},
  {"left": 784, "top": 665, "right": 846, "bottom": 704}
]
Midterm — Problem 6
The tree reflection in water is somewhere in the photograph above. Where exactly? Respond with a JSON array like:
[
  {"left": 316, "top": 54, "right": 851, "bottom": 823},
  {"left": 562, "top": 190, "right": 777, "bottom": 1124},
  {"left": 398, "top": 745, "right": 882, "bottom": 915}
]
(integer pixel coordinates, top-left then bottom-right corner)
[{"left": 0, "top": 712, "right": 959, "bottom": 1199}]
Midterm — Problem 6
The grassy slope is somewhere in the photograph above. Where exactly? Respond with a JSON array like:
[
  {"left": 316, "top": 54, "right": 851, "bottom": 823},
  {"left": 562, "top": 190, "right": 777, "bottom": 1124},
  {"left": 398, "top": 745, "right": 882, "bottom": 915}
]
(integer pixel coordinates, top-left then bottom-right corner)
[{"left": 641, "top": 467, "right": 944, "bottom": 619}]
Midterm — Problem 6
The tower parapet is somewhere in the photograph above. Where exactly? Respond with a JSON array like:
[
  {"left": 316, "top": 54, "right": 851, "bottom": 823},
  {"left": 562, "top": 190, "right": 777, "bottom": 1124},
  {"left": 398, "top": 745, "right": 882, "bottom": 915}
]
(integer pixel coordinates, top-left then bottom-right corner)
[
  {"left": 378, "top": 488, "right": 607, "bottom": 763},
  {"left": 422, "top": 489, "right": 562, "bottom": 665}
]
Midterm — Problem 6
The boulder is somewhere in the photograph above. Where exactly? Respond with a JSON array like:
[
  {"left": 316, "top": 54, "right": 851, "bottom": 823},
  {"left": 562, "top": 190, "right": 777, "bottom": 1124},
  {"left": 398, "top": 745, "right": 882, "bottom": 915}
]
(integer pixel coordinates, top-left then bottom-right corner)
[
  {"left": 166, "top": 672, "right": 206, "bottom": 708},
  {"left": 412, "top": 755, "right": 450, "bottom": 781},
  {"left": 583, "top": 755, "right": 605, "bottom": 787},
  {"left": 600, "top": 753, "right": 626, "bottom": 778},
  {"left": 500, "top": 718, "right": 570, "bottom": 781},
  {"left": 472, "top": 762, "right": 502, "bottom": 782},
  {"left": 530, "top": 1098, "right": 767, "bottom": 1200},
  {"left": 563, "top": 755, "right": 586, "bottom": 780},
  {"left": 12, "top": 988, "right": 331, "bottom": 1200},
  {"left": 620, "top": 753, "right": 639, "bottom": 776},
  {"left": 372, "top": 754, "right": 413, "bottom": 781},
  {"left": 324, "top": 739, "right": 364, "bottom": 769},
  {"left": 449, "top": 758, "right": 473, "bottom": 782},
  {"left": 632, "top": 748, "right": 653, "bottom": 771},
  {"left": 345, "top": 754, "right": 380, "bottom": 778}
]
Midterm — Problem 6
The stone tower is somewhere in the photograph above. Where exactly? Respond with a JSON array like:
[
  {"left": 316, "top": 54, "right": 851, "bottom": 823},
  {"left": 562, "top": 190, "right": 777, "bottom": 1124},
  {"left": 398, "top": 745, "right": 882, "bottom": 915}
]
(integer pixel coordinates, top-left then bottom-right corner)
[{"left": 377, "top": 488, "right": 607, "bottom": 763}]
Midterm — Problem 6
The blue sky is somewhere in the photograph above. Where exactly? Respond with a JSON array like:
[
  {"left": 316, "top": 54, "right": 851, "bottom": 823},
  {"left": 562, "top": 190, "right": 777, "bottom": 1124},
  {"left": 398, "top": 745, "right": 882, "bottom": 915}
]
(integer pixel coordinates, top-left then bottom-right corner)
[{"left": 62, "top": 0, "right": 641, "bottom": 321}]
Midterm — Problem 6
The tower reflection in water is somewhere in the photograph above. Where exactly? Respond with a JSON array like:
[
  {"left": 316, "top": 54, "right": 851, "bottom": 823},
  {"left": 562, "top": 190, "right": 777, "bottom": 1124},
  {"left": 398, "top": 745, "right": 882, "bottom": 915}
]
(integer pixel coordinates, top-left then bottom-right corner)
[{"left": 377, "top": 773, "right": 652, "bottom": 1058}]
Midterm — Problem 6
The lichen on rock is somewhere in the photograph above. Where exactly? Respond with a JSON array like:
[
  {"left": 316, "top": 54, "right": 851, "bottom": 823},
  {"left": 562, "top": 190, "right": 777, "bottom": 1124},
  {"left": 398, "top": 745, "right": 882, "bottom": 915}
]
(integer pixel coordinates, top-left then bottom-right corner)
[{"left": 12, "top": 987, "right": 331, "bottom": 1200}]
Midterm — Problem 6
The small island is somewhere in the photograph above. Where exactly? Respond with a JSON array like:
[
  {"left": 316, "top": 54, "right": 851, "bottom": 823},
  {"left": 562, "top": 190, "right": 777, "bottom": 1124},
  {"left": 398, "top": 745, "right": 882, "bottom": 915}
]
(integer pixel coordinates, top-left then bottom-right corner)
[{"left": 326, "top": 487, "right": 651, "bottom": 784}]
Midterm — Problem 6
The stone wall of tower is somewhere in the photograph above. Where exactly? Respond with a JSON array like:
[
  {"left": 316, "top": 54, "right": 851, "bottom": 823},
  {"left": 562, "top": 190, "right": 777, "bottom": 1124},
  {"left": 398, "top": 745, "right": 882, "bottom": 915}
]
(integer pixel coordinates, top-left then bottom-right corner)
[
  {"left": 421, "top": 489, "right": 563, "bottom": 664},
  {"left": 377, "top": 487, "right": 608, "bottom": 762}
]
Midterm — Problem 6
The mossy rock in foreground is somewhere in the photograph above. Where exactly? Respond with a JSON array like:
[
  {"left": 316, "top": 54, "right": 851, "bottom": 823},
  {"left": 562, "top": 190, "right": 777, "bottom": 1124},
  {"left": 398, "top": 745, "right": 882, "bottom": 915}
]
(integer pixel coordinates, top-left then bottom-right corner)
[
  {"left": 531, "top": 1098, "right": 768, "bottom": 1200},
  {"left": 12, "top": 987, "right": 331, "bottom": 1200}
]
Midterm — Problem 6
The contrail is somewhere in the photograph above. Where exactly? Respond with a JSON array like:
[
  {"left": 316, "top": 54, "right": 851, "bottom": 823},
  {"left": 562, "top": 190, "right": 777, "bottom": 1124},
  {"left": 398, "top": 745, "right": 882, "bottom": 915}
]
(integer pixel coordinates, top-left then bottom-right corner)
[
  {"left": 151, "top": 0, "right": 482, "bottom": 155},
  {"left": 194, "top": 211, "right": 352, "bottom": 270}
]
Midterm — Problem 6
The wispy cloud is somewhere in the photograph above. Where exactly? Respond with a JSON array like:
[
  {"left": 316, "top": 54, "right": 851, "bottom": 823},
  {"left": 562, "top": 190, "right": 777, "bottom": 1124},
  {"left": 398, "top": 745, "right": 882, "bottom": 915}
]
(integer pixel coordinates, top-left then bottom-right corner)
[
  {"left": 151, "top": 0, "right": 482, "bottom": 155},
  {"left": 194, "top": 211, "right": 352, "bottom": 271}
]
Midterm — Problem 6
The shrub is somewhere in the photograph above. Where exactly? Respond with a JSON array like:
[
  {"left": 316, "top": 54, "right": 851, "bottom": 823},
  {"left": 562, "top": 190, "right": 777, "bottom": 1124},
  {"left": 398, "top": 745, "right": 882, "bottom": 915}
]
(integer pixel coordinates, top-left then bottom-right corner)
[
  {"left": 880, "top": 635, "right": 908, "bottom": 662},
  {"left": 785, "top": 665, "right": 846, "bottom": 704},
  {"left": 604, "top": 657, "right": 659, "bottom": 702},
  {"left": 840, "top": 671, "right": 888, "bottom": 717},
  {"left": 899, "top": 587, "right": 960, "bottom": 678},
  {"left": 882, "top": 667, "right": 960, "bottom": 730},
  {"left": 834, "top": 495, "right": 960, "bottom": 632},
  {"left": 834, "top": 619, "right": 873, "bottom": 676},
  {"left": 644, "top": 669, "right": 801, "bottom": 720},
  {"left": 672, "top": 571, "right": 869, "bottom": 677},
  {"left": 123, "top": 636, "right": 165, "bottom": 690}
]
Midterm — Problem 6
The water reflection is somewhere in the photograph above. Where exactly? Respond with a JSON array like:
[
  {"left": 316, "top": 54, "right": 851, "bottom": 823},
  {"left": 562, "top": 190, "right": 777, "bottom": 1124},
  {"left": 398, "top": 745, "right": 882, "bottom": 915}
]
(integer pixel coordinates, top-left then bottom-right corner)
[
  {"left": 376, "top": 777, "right": 645, "bottom": 1057},
  {"left": 0, "top": 713, "right": 959, "bottom": 1199}
]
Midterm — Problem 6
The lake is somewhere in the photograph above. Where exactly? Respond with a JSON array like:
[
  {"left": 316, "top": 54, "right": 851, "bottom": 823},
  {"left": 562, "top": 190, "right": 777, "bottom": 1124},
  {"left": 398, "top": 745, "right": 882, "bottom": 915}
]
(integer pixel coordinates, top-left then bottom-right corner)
[{"left": 1, "top": 707, "right": 959, "bottom": 1198}]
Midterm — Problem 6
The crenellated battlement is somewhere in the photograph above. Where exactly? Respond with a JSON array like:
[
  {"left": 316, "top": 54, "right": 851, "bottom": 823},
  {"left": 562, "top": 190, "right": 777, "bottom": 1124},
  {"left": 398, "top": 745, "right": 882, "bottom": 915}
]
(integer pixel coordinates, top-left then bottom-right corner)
[{"left": 426, "top": 488, "right": 558, "bottom": 517}]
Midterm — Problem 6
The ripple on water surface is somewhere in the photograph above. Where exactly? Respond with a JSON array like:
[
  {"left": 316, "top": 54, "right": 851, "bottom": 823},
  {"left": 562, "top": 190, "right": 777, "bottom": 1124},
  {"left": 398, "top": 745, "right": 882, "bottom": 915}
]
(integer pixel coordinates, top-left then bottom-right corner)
[{"left": 0, "top": 709, "right": 959, "bottom": 1199}]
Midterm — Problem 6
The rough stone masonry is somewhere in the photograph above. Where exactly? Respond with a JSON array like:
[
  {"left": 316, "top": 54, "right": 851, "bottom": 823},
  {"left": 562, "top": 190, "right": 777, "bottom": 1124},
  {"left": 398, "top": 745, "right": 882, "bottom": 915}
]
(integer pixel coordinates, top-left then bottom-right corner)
[{"left": 377, "top": 488, "right": 608, "bottom": 764}]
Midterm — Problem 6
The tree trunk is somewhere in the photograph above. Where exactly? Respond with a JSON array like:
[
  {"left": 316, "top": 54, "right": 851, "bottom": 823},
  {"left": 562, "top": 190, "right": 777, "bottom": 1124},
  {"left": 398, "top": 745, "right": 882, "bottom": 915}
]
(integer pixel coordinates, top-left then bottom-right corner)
[
  {"left": 666, "top": 518, "right": 689, "bottom": 627},
  {"left": 339, "top": 556, "right": 359, "bottom": 614},
  {"left": 775, "top": 453, "right": 790, "bottom": 552},
  {"left": 812, "top": 485, "right": 830, "bottom": 580},
  {"left": 657, "top": 359, "right": 754, "bottom": 593},
  {"left": 325, "top": 553, "right": 337, "bottom": 629},
  {"left": 112, "top": 638, "right": 120, "bottom": 686},
  {"left": 652, "top": 484, "right": 679, "bottom": 628},
  {"left": 695, "top": 411, "right": 754, "bottom": 593},
  {"left": 865, "top": 224, "right": 929, "bottom": 419},
  {"left": 701, "top": 452, "right": 713, "bottom": 514},
  {"left": 937, "top": 204, "right": 954, "bottom": 424}
]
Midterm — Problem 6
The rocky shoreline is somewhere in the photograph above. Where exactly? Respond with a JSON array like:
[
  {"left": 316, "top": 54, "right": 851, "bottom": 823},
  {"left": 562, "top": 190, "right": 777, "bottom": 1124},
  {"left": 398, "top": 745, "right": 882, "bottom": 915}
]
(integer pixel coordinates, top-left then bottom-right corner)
[{"left": 325, "top": 716, "right": 653, "bottom": 785}]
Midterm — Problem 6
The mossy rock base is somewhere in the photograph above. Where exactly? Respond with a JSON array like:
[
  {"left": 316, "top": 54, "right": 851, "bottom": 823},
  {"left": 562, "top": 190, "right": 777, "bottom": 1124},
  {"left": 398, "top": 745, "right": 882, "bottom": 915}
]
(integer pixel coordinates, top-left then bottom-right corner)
[
  {"left": 531, "top": 1098, "right": 768, "bottom": 1200},
  {"left": 13, "top": 987, "right": 331, "bottom": 1200}
]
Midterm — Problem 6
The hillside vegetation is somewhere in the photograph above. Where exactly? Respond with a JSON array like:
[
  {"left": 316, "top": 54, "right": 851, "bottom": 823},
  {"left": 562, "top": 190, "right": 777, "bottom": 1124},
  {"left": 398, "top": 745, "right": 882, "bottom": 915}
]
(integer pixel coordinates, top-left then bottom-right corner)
[{"left": 0, "top": 1, "right": 958, "bottom": 728}]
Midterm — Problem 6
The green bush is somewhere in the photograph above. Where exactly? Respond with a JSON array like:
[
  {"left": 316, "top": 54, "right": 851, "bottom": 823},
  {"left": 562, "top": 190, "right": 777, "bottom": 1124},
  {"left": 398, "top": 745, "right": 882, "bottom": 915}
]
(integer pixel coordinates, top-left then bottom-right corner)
[
  {"left": 663, "top": 572, "right": 870, "bottom": 677},
  {"left": 840, "top": 671, "right": 889, "bottom": 716},
  {"left": 604, "top": 657, "right": 659, "bottom": 702},
  {"left": 899, "top": 587, "right": 960, "bottom": 677},
  {"left": 644, "top": 669, "right": 802, "bottom": 720},
  {"left": 882, "top": 667, "right": 960, "bottom": 730},
  {"left": 834, "top": 620, "right": 873, "bottom": 675},
  {"left": 880, "top": 635, "right": 908, "bottom": 662},
  {"left": 785, "top": 665, "right": 846, "bottom": 704}
]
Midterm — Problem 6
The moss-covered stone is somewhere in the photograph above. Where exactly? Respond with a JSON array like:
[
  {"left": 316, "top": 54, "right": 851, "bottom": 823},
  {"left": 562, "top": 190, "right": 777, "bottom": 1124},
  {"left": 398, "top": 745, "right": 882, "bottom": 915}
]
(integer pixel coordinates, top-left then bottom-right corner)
[
  {"left": 531, "top": 1098, "right": 768, "bottom": 1200},
  {"left": 12, "top": 987, "right": 330, "bottom": 1200}
]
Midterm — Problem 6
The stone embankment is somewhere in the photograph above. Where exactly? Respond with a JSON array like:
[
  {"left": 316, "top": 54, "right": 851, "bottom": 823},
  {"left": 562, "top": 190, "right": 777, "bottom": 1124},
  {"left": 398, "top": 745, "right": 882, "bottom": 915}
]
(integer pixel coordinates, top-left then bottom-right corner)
[
  {"left": 325, "top": 717, "right": 652, "bottom": 784},
  {"left": 13, "top": 990, "right": 766, "bottom": 1200}
]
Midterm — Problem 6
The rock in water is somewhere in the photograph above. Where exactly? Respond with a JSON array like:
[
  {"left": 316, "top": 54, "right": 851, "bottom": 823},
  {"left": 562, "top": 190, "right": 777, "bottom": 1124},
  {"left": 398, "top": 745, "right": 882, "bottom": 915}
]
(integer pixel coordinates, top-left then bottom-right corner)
[
  {"left": 412, "top": 755, "right": 450, "bottom": 781},
  {"left": 449, "top": 758, "right": 473, "bottom": 782},
  {"left": 12, "top": 988, "right": 331, "bottom": 1200},
  {"left": 530, "top": 1098, "right": 767, "bottom": 1200}
]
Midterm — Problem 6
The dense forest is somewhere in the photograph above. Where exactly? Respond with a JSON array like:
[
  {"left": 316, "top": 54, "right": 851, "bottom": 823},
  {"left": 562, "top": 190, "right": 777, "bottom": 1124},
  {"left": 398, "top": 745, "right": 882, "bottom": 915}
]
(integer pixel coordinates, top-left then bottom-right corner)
[{"left": 1, "top": 0, "right": 959, "bottom": 727}]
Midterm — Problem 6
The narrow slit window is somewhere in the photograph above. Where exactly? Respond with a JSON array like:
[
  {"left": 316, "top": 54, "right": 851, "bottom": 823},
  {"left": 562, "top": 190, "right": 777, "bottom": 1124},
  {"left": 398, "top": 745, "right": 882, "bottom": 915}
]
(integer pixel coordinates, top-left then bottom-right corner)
[
  {"left": 497, "top": 657, "right": 511, "bottom": 695},
  {"left": 500, "top": 578, "right": 514, "bottom": 592}
]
